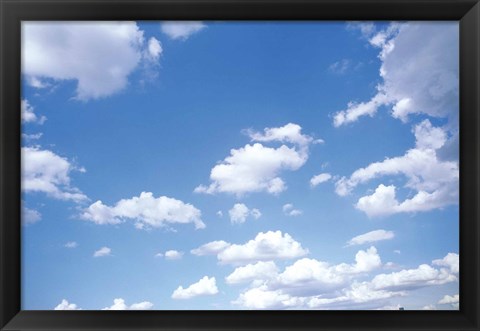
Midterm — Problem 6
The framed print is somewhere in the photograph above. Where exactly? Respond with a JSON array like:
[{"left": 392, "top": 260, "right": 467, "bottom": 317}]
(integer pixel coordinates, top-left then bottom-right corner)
[{"left": 1, "top": 0, "right": 479, "bottom": 330}]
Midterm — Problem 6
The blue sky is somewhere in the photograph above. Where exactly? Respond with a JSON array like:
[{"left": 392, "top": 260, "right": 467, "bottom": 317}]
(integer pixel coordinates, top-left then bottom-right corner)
[{"left": 21, "top": 21, "right": 459, "bottom": 310}]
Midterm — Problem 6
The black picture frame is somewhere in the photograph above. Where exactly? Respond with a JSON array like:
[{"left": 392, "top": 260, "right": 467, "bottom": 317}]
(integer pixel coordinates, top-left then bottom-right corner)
[{"left": 1, "top": 0, "right": 479, "bottom": 330}]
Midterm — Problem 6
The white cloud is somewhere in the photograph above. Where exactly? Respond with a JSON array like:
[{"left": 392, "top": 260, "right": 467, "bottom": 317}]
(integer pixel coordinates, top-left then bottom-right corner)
[
  {"left": 226, "top": 261, "right": 279, "bottom": 285},
  {"left": 347, "top": 230, "right": 394, "bottom": 246},
  {"left": 232, "top": 250, "right": 458, "bottom": 310},
  {"left": 102, "top": 298, "right": 153, "bottom": 310},
  {"left": 282, "top": 203, "right": 302, "bottom": 217},
  {"left": 195, "top": 124, "right": 316, "bottom": 196},
  {"left": 171, "top": 276, "right": 219, "bottom": 299},
  {"left": 190, "top": 240, "right": 231, "bottom": 256},
  {"left": 164, "top": 250, "right": 184, "bottom": 260},
  {"left": 93, "top": 246, "right": 111, "bottom": 257},
  {"left": 335, "top": 22, "right": 458, "bottom": 127},
  {"left": 22, "top": 133, "right": 43, "bottom": 140},
  {"left": 217, "top": 210, "right": 223, "bottom": 217},
  {"left": 432, "top": 253, "right": 459, "bottom": 274},
  {"left": 22, "top": 22, "right": 158, "bottom": 100},
  {"left": 217, "top": 231, "right": 309, "bottom": 265},
  {"left": 81, "top": 192, "right": 205, "bottom": 230},
  {"left": 22, "top": 206, "right": 41, "bottom": 225},
  {"left": 438, "top": 294, "right": 459, "bottom": 308},
  {"left": 310, "top": 173, "right": 332, "bottom": 187},
  {"left": 335, "top": 120, "right": 458, "bottom": 217},
  {"left": 21, "top": 99, "right": 46, "bottom": 124},
  {"left": 64, "top": 241, "right": 78, "bottom": 248},
  {"left": 54, "top": 299, "right": 81, "bottom": 310},
  {"left": 161, "top": 21, "right": 206, "bottom": 40},
  {"left": 22, "top": 146, "right": 87, "bottom": 202},
  {"left": 228, "top": 203, "right": 261, "bottom": 224},
  {"left": 146, "top": 37, "right": 162, "bottom": 61}
]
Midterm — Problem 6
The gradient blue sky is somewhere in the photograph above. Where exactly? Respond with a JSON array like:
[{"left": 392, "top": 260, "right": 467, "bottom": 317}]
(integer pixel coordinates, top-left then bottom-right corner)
[{"left": 21, "top": 21, "right": 459, "bottom": 310}]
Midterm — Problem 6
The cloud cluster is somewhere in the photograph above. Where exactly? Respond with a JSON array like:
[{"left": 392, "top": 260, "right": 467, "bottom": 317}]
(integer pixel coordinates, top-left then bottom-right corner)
[
  {"left": 335, "top": 120, "right": 458, "bottom": 217},
  {"left": 81, "top": 192, "right": 205, "bottom": 230},
  {"left": 195, "top": 124, "right": 319, "bottom": 196},
  {"left": 229, "top": 203, "right": 261, "bottom": 224},
  {"left": 22, "top": 22, "right": 160, "bottom": 100},
  {"left": 161, "top": 21, "right": 206, "bottom": 40},
  {"left": 22, "top": 146, "right": 87, "bottom": 202},
  {"left": 54, "top": 299, "right": 81, "bottom": 310},
  {"left": 231, "top": 250, "right": 458, "bottom": 310},
  {"left": 102, "top": 298, "right": 154, "bottom": 310},
  {"left": 171, "top": 276, "right": 218, "bottom": 299},
  {"left": 334, "top": 22, "right": 458, "bottom": 127},
  {"left": 192, "top": 230, "right": 309, "bottom": 265}
]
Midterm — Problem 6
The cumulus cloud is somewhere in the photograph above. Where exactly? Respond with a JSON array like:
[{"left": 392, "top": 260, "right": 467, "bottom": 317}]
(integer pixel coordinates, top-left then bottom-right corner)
[
  {"left": 432, "top": 253, "right": 459, "bottom": 274},
  {"left": 334, "top": 22, "right": 458, "bottom": 127},
  {"left": 22, "top": 22, "right": 160, "bottom": 100},
  {"left": 310, "top": 173, "right": 332, "bottom": 187},
  {"left": 228, "top": 203, "right": 261, "bottom": 224},
  {"left": 22, "top": 206, "right": 41, "bottom": 225},
  {"left": 217, "top": 231, "right": 309, "bottom": 265},
  {"left": 54, "top": 299, "right": 81, "bottom": 310},
  {"left": 171, "top": 276, "right": 218, "bottom": 299},
  {"left": 161, "top": 21, "right": 206, "bottom": 40},
  {"left": 195, "top": 124, "right": 318, "bottom": 196},
  {"left": 282, "top": 203, "right": 302, "bottom": 217},
  {"left": 22, "top": 146, "right": 88, "bottom": 202},
  {"left": 226, "top": 261, "right": 279, "bottom": 285},
  {"left": 93, "top": 246, "right": 111, "bottom": 257},
  {"left": 81, "top": 192, "right": 205, "bottom": 230},
  {"left": 64, "top": 241, "right": 78, "bottom": 248},
  {"left": 347, "top": 230, "right": 394, "bottom": 246},
  {"left": 21, "top": 99, "right": 46, "bottom": 124},
  {"left": 164, "top": 250, "right": 184, "bottom": 260},
  {"left": 232, "top": 250, "right": 458, "bottom": 310},
  {"left": 335, "top": 120, "right": 458, "bottom": 217},
  {"left": 145, "top": 37, "right": 162, "bottom": 61},
  {"left": 438, "top": 294, "right": 459, "bottom": 309},
  {"left": 102, "top": 298, "right": 153, "bottom": 310},
  {"left": 190, "top": 240, "right": 231, "bottom": 256}
]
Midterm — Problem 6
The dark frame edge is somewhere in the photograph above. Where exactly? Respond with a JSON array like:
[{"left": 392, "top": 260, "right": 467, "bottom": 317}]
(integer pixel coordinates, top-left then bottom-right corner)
[
  {"left": 1, "top": 0, "right": 479, "bottom": 331},
  {"left": 0, "top": 0, "right": 22, "bottom": 330}
]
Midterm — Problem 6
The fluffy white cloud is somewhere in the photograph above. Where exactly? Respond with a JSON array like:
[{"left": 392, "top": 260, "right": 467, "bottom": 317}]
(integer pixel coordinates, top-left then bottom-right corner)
[
  {"left": 21, "top": 99, "right": 46, "bottom": 124},
  {"left": 93, "top": 246, "right": 111, "bottom": 257},
  {"left": 64, "top": 241, "right": 78, "bottom": 248},
  {"left": 191, "top": 240, "right": 231, "bottom": 256},
  {"left": 171, "top": 276, "right": 219, "bottom": 299},
  {"left": 334, "top": 22, "right": 458, "bottom": 126},
  {"left": 164, "top": 250, "right": 184, "bottom": 260},
  {"left": 336, "top": 120, "right": 458, "bottom": 217},
  {"left": 232, "top": 250, "right": 458, "bottom": 310},
  {"left": 229, "top": 203, "right": 261, "bottom": 224},
  {"left": 438, "top": 294, "right": 459, "bottom": 309},
  {"left": 102, "top": 298, "right": 153, "bottom": 310},
  {"left": 22, "top": 22, "right": 159, "bottom": 100},
  {"left": 195, "top": 124, "right": 317, "bottom": 196},
  {"left": 161, "top": 21, "right": 206, "bottom": 40},
  {"left": 432, "top": 253, "right": 459, "bottom": 274},
  {"left": 81, "top": 192, "right": 205, "bottom": 230},
  {"left": 54, "top": 299, "right": 81, "bottom": 310},
  {"left": 282, "top": 203, "right": 302, "bottom": 216},
  {"left": 310, "top": 173, "right": 332, "bottom": 187},
  {"left": 347, "top": 230, "right": 394, "bottom": 246},
  {"left": 22, "top": 206, "right": 41, "bottom": 225},
  {"left": 226, "top": 261, "right": 279, "bottom": 285},
  {"left": 217, "top": 231, "right": 309, "bottom": 265},
  {"left": 22, "top": 146, "right": 87, "bottom": 202}
]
